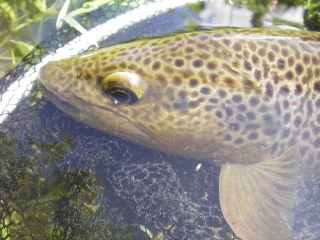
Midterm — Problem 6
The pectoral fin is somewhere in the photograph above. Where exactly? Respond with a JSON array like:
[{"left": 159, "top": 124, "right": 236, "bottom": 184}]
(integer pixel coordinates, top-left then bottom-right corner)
[{"left": 219, "top": 146, "right": 300, "bottom": 240}]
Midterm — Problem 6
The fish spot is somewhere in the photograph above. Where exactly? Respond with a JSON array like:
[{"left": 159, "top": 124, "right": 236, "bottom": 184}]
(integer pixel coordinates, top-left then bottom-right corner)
[
  {"left": 204, "top": 105, "right": 214, "bottom": 112},
  {"left": 263, "top": 128, "right": 277, "bottom": 136},
  {"left": 294, "top": 116, "right": 302, "bottom": 128},
  {"left": 152, "top": 61, "right": 161, "bottom": 71},
  {"left": 244, "top": 61, "right": 252, "bottom": 71},
  {"left": 217, "top": 89, "right": 227, "bottom": 98},
  {"left": 279, "top": 85, "right": 290, "bottom": 95},
  {"left": 173, "top": 76, "right": 182, "bottom": 86},
  {"left": 302, "top": 130, "right": 310, "bottom": 140},
  {"left": 254, "top": 70, "right": 261, "bottom": 81},
  {"left": 233, "top": 42, "right": 242, "bottom": 51},
  {"left": 188, "top": 101, "right": 199, "bottom": 109},
  {"left": 283, "top": 112, "right": 291, "bottom": 124},
  {"left": 185, "top": 47, "right": 194, "bottom": 53},
  {"left": 285, "top": 71, "right": 294, "bottom": 80},
  {"left": 295, "top": 64, "right": 303, "bottom": 75},
  {"left": 226, "top": 107, "right": 233, "bottom": 117},
  {"left": 248, "top": 132, "right": 258, "bottom": 140},
  {"left": 174, "top": 59, "right": 184, "bottom": 67},
  {"left": 251, "top": 55, "right": 259, "bottom": 66},
  {"left": 262, "top": 113, "right": 274, "bottom": 124},
  {"left": 248, "top": 41, "right": 257, "bottom": 51},
  {"left": 281, "top": 48, "right": 289, "bottom": 57},
  {"left": 258, "top": 48, "right": 266, "bottom": 57},
  {"left": 206, "top": 61, "right": 217, "bottom": 70},
  {"left": 209, "top": 98, "right": 219, "bottom": 104},
  {"left": 246, "top": 111, "right": 256, "bottom": 120},
  {"left": 232, "top": 94, "right": 243, "bottom": 103},
  {"left": 192, "top": 59, "right": 204, "bottom": 68},
  {"left": 288, "top": 57, "right": 294, "bottom": 67},
  {"left": 224, "top": 77, "right": 236, "bottom": 87},
  {"left": 281, "top": 128, "right": 290, "bottom": 139},
  {"left": 265, "top": 82, "right": 274, "bottom": 98},
  {"left": 215, "top": 111, "right": 223, "bottom": 118},
  {"left": 277, "top": 59, "right": 285, "bottom": 70},
  {"left": 156, "top": 74, "right": 167, "bottom": 86},
  {"left": 313, "top": 81, "right": 320, "bottom": 93},
  {"left": 315, "top": 98, "right": 320, "bottom": 108},
  {"left": 303, "top": 54, "right": 310, "bottom": 64},
  {"left": 200, "top": 87, "right": 211, "bottom": 95},
  {"left": 223, "top": 39, "right": 231, "bottom": 46},
  {"left": 224, "top": 134, "right": 232, "bottom": 141},
  {"left": 189, "top": 79, "right": 199, "bottom": 88},
  {"left": 143, "top": 57, "right": 151, "bottom": 66},
  {"left": 234, "top": 137, "right": 244, "bottom": 144},
  {"left": 268, "top": 52, "right": 275, "bottom": 61},
  {"left": 282, "top": 99, "right": 289, "bottom": 110},
  {"left": 238, "top": 104, "right": 247, "bottom": 112},
  {"left": 236, "top": 114, "right": 245, "bottom": 122},
  {"left": 209, "top": 74, "right": 219, "bottom": 83},
  {"left": 249, "top": 97, "right": 259, "bottom": 107},
  {"left": 178, "top": 90, "right": 187, "bottom": 99},
  {"left": 313, "top": 137, "right": 320, "bottom": 148},
  {"left": 271, "top": 44, "right": 279, "bottom": 52},
  {"left": 229, "top": 123, "right": 240, "bottom": 131},
  {"left": 295, "top": 84, "right": 303, "bottom": 95}
]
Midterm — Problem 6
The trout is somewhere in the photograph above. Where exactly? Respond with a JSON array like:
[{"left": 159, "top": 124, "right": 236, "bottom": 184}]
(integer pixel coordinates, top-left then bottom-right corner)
[{"left": 38, "top": 28, "right": 320, "bottom": 240}]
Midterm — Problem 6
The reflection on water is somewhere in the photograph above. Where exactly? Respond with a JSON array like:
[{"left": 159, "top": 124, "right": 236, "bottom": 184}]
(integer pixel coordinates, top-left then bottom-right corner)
[{"left": 0, "top": 0, "right": 320, "bottom": 239}]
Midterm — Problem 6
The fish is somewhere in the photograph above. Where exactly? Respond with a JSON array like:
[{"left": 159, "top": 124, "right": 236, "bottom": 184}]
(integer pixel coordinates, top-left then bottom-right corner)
[{"left": 38, "top": 28, "right": 320, "bottom": 240}]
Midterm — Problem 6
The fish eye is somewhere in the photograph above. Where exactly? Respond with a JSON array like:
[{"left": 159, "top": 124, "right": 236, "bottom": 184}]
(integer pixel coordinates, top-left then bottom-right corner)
[
  {"left": 105, "top": 85, "right": 138, "bottom": 104},
  {"left": 101, "top": 72, "right": 145, "bottom": 105}
]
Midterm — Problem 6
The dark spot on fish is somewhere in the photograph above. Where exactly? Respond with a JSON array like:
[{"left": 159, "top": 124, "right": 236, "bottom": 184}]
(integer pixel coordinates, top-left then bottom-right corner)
[
  {"left": 224, "top": 77, "right": 236, "bottom": 87},
  {"left": 229, "top": 123, "right": 240, "bottom": 131},
  {"left": 246, "top": 111, "right": 256, "bottom": 120},
  {"left": 303, "top": 54, "right": 310, "bottom": 64},
  {"left": 277, "top": 59, "right": 285, "bottom": 70},
  {"left": 173, "top": 77, "right": 182, "bottom": 86},
  {"left": 249, "top": 97, "right": 259, "bottom": 107},
  {"left": 285, "top": 71, "right": 294, "bottom": 80},
  {"left": 185, "top": 47, "right": 194, "bottom": 53},
  {"left": 224, "top": 134, "right": 232, "bottom": 141},
  {"left": 200, "top": 87, "right": 211, "bottom": 95},
  {"left": 175, "top": 59, "right": 184, "bottom": 67},
  {"left": 238, "top": 104, "right": 247, "bottom": 112},
  {"left": 254, "top": 70, "right": 261, "bottom": 81},
  {"left": 281, "top": 48, "right": 289, "bottom": 57},
  {"left": 236, "top": 114, "right": 245, "bottom": 122},
  {"left": 143, "top": 57, "right": 151, "bottom": 66},
  {"left": 223, "top": 39, "right": 231, "bottom": 46},
  {"left": 204, "top": 105, "right": 214, "bottom": 112},
  {"left": 313, "top": 137, "right": 320, "bottom": 148},
  {"left": 193, "top": 59, "right": 204, "bottom": 68},
  {"left": 262, "top": 114, "right": 274, "bottom": 124},
  {"left": 263, "top": 128, "right": 277, "bottom": 136},
  {"left": 295, "top": 64, "right": 303, "bottom": 75},
  {"left": 275, "top": 100, "right": 281, "bottom": 116},
  {"left": 315, "top": 98, "right": 320, "bottom": 108},
  {"left": 307, "top": 100, "right": 313, "bottom": 117},
  {"left": 209, "top": 98, "right": 219, "bottom": 104},
  {"left": 156, "top": 74, "right": 167, "bottom": 86},
  {"left": 314, "top": 81, "right": 320, "bottom": 93},
  {"left": 232, "top": 94, "right": 243, "bottom": 103},
  {"left": 268, "top": 52, "right": 275, "bottom": 61},
  {"left": 233, "top": 42, "right": 242, "bottom": 52},
  {"left": 206, "top": 61, "right": 216, "bottom": 70},
  {"left": 248, "top": 41, "right": 257, "bottom": 51},
  {"left": 209, "top": 74, "right": 219, "bottom": 83},
  {"left": 258, "top": 48, "right": 266, "bottom": 57},
  {"left": 189, "top": 101, "right": 199, "bottom": 109},
  {"left": 282, "top": 99, "right": 289, "bottom": 110},
  {"left": 294, "top": 116, "right": 302, "bottom": 128},
  {"left": 271, "top": 44, "right": 279, "bottom": 52},
  {"left": 189, "top": 79, "right": 199, "bottom": 88},
  {"left": 251, "top": 55, "right": 259, "bottom": 66},
  {"left": 215, "top": 111, "right": 223, "bottom": 118},
  {"left": 248, "top": 132, "right": 258, "bottom": 140},
  {"left": 226, "top": 107, "right": 233, "bottom": 117},
  {"left": 283, "top": 112, "right": 291, "bottom": 124},
  {"left": 265, "top": 82, "right": 273, "bottom": 98},
  {"left": 152, "top": 61, "right": 161, "bottom": 71},
  {"left": 280, "top": 85, "right": 290, "bottom": 95},
  {"left": 288, "top": 57, "right": 294, "bottom": 67},
  {"left": 244, "top": 61, "right": 252, "bottom": 71},
  {"left": 234, "top": 137, "right": 244, "bottom": 144},
  {"left": 218, "top": 89, "right": 227, "bottom": 98},
  {"left": 281, "top": 128, "right": 290, "bottom": 139}
]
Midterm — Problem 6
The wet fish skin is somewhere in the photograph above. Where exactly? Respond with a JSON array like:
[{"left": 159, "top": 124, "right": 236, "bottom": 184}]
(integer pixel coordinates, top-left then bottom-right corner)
[{"left": 38, "top": 28, "right": 320, "bottom": 240}]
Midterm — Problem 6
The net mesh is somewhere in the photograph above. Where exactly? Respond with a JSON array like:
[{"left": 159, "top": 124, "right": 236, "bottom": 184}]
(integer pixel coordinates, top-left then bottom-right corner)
[{"left": 0, "top": 1, "right": 319, "bottom": 239}]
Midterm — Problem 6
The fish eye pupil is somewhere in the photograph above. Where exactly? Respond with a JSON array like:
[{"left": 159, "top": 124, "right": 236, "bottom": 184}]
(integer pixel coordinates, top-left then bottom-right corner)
[{"left": 106, "top": 86, "right": 138, "bottom": 104}]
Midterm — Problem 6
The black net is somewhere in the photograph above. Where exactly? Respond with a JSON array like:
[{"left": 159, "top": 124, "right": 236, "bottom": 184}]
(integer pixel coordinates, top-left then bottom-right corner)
[{"left": 0, "top": 1, "right": 319, "bottom": 239}]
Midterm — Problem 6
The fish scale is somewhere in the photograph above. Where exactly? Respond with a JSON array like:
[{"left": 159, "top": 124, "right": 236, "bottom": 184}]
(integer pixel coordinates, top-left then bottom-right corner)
[{"left": 38, "top": 28, "right": 320, "bottom": 240}]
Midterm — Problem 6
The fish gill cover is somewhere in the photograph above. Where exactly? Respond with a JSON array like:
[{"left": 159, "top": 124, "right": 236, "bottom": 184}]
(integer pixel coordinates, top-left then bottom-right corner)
[{"left": 0, "top": 0, "right": 319, "bottom": 240}]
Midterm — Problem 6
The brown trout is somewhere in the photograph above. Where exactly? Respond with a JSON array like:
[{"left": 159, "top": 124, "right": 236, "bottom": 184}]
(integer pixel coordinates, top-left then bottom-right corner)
[{"left": 38, "top": 28, "right": 320, "bottom": 240}]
